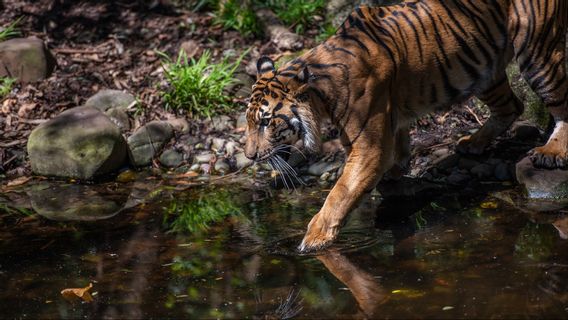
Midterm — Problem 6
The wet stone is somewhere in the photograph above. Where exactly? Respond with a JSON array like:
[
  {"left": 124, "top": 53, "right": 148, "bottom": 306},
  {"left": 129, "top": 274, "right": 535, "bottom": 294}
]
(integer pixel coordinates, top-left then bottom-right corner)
[
  {"left": 85, "top": 89, "right": 136, "bottom": 112},
  {"left": 433, "top": 153, "right": 460, "bottom": 171},
  {"left": 208, "top": 115, "right": 234, "bottom": 132},
  {"left": 225, "top": 141, "right": 239, "bottom": 157},
  {"left": 212, "top": 138, "right": 226, "bottom": 152},
  {"left": 235, "top": 152, "right": 253, "bottom": 169},
  {"left": 159, "top": 149, "right": 184, "bottom": 168},
  {"left": 127, "top": 121, "right": 174, "bottom": 167},
  {"left": 308, "top": 160, "right": 343, "bottom": 176},
  {"left": 214, "top": 158, "right": 230, "bottom": 173},
  {"left": 471, "top": 163, "right": 494, "bottom": 179},
  {"left": 194, "top": 152, "right": 214, "bottom": 164},
  {"left": 27, "top": 106, "right": 127, "bottom": 180},
  {"left": 516, "top": 156, "right": 568, "bottom": 199}
]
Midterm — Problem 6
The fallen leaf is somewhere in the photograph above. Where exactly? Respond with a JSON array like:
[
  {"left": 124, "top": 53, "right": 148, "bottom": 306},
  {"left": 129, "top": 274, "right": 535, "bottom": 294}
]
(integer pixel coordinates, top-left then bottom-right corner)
[
  {"left": 480, "top": 201, "right": 498, "bottom": 209},
  {"left": 61, "top": 283, "right": 94, "bottom": 303},
  {"left": 391, "top": 289, "right": 425, "bottom": 298},
  {"left": 17, "top": 103, "right": 37, "bottom": 118},
  {"left": 6, "top": 176, "right": 32, "bottom": 187}
]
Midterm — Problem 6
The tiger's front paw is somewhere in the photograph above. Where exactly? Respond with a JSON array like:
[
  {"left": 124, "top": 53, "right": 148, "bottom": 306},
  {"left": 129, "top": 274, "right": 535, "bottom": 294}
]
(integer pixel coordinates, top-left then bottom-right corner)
[
  {"left": 529, "top": 145, "right": 568, "bottom": 169},
  {"left": 456, "top": 135, "right": 487, "bottom": 155},
  {"left": 298, "top": 212, "right": 340, "bottom": 253}
]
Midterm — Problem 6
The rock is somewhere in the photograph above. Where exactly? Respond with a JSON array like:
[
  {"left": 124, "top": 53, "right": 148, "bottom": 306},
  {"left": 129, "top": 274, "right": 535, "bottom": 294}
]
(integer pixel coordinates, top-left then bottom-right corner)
[
  {"left": 236, "top": 112, "right": 247, "bottom": 130},
  {"left": 308, "top": 160, "right": 342, "bottom": 176},
  {"left": 127, "top": 121, "right": 174, "bottom": 167},
  {"left": 27, "top": 106, "right": 127, "bottom": 179},
  {"left": 84, "top": 89, "right": 136, "bottom": 112},
  {"left": 516, "top": 156, "right": 568, "bottom": 199},
  {"left": 225, "top": 141, "right": 239, "bottom": 157},
  {"left": 432, "top": 147, "right": 450, "bottom": 158},
  {"left": 194, "top": 152, "right": 214, "bottom": 164},
  {"left": 0, "top": 37, "right": 56, "bottom": 82},
  {"left": 159, "top": 149, "right": 184, "bottom": 168},
  {"left": 214, "top": 158, "right": 230, "bottom": 173},
  {"left": 512, "top": 122, "right": 541, "bottom": 140},
  {"left": 458, "top": 158, "right": 480, "bottom": 170},
  {"left": 494, "top": 162, "right": 511, "bottom": 181},
  {"left": 212, "top": 138, "right": 226, "bottom": 152},
  {"left": 208, "top": 115, "right": 234, "bottom": 132},
  {"left": 433, "top": 153, "right": 460, "bottom": 171},
  {"left": 235, "top": 152, "right": 253, "bottom": 169},
  {"left": 166, "top": 118, "right": 190, "bottom": 134},
  {"left": 180, "top": 40, "right": 200, "bottom": 59},
  {"left": 105, "top": 107, "right": 131, "bottom": 132},
  {"left": 553, "top": 216, "right": 568, "bottom": 239},
  {"left": 116, "top": 170, "right": 137, "bottom": 183},
  {"left": 447, "top": 171, "right": 471, "bottom": 185},
  {"left": 29, "top": 183, "right": 128, "bottom": 221},
  {"left": 471, "top": 163, "right": 494, "bottom": 179}
]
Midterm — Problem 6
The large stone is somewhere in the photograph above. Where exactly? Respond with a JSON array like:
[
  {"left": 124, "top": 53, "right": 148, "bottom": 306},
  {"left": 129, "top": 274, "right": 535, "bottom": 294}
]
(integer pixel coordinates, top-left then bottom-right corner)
[
  {"left": 84, "top": 89, "right": 136, "bottom": 112},
  {"left": 0, "top": 37, "right": 56, "bottom": 82},
  {"left": 127, "top": 121, "right": 174, "bottom": 167},
  {"left": 516, "top": 156, "right": 568, "bottom": 199},
  {"left": 27, "top": 106, "right": 127, "bottom": 179},
  {"left": 159, "top": 149, "right": 184, "bottom": 168},
  {"left": 105, "top": 107, "right": 131, "bottom": 132}
]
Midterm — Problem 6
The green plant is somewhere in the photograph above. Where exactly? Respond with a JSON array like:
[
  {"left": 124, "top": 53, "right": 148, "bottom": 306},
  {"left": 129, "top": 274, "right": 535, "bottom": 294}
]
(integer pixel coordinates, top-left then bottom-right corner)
[
  {"left": 316, "top": 23, "right": 337, "bottom": 43},
  {"left": 215, "top": 0, "right": 260, "bottom": 36},
  {"left": 264, "top": 0, "right": 325, "bottom": 34},
  {"left": 160, "top": 50, "right": 243, "bottom": 118},
  {"left": 0, "top": 77, "right": 15, "bottom": 99},
  {"left": 0, "top": 18, "right": 21, "bottom": 42},
  {"left": 164, "top": 190, "right": 242, "bottom": 234}
]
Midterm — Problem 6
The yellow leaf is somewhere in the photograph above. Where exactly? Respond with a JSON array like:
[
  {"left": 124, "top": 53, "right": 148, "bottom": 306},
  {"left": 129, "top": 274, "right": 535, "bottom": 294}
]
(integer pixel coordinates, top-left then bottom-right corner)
[
  {"left": 480, "top": 201, "right": 498, "bottom": 209},
  {"left": 391, "top": 289, "right": 425, "bottom": 298},
  {"left": 61, "top": 283, "right": 94, "bottom": 303}
]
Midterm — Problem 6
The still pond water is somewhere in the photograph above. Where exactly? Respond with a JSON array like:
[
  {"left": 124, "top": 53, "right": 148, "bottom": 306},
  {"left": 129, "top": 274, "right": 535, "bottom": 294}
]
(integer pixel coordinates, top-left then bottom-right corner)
[{"left": 1, "top": 175, "right": 567, "bottom": 319}]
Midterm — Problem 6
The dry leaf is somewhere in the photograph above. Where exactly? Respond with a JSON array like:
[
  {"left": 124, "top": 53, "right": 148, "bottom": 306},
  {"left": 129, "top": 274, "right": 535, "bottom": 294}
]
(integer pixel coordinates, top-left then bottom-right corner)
[
  {"left": 61, "top": 283, "right": 94, "bottom": 303},
  {"left": 480, "top": 201, "right": 498, "bottom": 209},
  {"left": 17, "top": 103, "right": 37, "bottom": 118},
  {"left": 6, "top": 176, "right": 32, "bottom": 187}
]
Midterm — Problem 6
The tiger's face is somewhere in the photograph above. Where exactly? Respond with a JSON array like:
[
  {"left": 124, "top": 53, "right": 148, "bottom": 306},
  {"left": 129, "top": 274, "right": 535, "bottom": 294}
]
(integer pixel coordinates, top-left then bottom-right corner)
[{"left": 244, "top": 57, "right": 319, "bottom": 162}]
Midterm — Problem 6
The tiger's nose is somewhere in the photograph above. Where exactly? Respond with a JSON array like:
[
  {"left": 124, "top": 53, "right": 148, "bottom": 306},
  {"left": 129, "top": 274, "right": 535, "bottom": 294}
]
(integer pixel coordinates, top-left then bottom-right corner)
[{"left": 244, "top": 150, "right": 257, "bottom": 161}]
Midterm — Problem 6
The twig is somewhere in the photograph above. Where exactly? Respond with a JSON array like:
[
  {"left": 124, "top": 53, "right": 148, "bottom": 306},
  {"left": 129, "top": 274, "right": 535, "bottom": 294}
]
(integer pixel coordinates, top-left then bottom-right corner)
[
  {"left": 53, "top": 48, "right": 104, "bottom": 54},
  {"left": 464, "top": 105, "right": 483, "bottom": 126}
]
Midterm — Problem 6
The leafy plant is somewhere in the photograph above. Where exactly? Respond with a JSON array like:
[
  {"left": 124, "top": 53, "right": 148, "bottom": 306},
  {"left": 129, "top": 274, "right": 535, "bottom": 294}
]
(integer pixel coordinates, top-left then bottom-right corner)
[
  {"left": 316, "top": 23, "right": 337, "bottom": 43},
  {"left": 160, "top": 50, "right": 243, "bottom": 118},
  {"left": 0, "top": 77, "right": 15, "bottom": 99},
  {"left": 164, "top": 190, "right": 242, "bottom": 234},
  {"left": 263, "top": 0, "right": 325, "bottom": 34},
  {"left": 215, "top": 0, "right": 260, "bottom": 36},
  {"left": 0, "top": 18, "right": 21, "bottom": 42}
]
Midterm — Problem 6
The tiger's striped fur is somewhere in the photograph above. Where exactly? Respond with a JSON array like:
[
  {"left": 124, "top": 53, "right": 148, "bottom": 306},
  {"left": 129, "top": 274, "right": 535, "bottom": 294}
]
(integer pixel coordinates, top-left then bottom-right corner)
[{"left": 244, "top": 0, "right": 568, "bottom": 251}]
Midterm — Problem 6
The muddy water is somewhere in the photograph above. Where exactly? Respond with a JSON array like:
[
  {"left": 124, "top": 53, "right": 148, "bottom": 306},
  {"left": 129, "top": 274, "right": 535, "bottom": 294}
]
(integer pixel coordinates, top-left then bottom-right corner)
[{"left": 1, "top": 178, "right": 567, "bottom": 319}]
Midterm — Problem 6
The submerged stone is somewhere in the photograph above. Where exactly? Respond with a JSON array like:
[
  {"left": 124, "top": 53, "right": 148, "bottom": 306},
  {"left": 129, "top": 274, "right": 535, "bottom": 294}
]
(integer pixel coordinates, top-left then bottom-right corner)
[
  {"left": 516, "top": 156, "right": 568, "bottom": 199},
  {"left": 27, "top": 106, "right": 127, "bottom": 180}
]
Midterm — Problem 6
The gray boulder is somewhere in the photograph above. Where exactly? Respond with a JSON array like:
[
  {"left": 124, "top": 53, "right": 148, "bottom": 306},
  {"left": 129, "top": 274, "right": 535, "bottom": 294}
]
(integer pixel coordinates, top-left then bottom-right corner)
[
  {"left": 0, "top": 37, "right": 56, "bottom": 82},
  {"left": 84, "top": 89, "right": 136, "bottom": 112},
  {"left": 516, "top": 156, "right": 568, "bottom": 199},
  {"left": 27, "top": 106, "right": 127, "bottom": 179},
  {"left": 127, "top": 121, "right": 174, "bottom": 167},
  {"left": 159, "top": 149, "right": 184, "bottom": 168}
]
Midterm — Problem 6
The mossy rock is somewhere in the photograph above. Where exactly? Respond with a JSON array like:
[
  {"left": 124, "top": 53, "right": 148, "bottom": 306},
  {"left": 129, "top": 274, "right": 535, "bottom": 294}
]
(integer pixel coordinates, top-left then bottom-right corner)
[
  {"left": 27, "top": 106, "right": 128, "bottom": 180},
  {"left": 127, "top": 121, "right": 174, "bottom": 167}
]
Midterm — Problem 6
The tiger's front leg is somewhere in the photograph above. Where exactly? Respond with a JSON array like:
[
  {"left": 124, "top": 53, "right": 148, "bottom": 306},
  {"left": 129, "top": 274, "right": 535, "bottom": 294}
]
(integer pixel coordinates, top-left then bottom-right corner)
[{"left": 299, "top": 119, "right": 395, "bottom": 252}]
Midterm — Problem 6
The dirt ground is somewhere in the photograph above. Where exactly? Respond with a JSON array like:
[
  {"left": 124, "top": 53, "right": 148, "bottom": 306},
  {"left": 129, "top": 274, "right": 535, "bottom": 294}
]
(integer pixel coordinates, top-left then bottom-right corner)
[{"left": 0, "top": 0, "right": 527, "bottom": 180}]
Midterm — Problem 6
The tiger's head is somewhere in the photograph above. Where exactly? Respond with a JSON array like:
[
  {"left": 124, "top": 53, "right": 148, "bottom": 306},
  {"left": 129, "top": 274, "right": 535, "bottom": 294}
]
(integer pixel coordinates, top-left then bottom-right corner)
[{"left": 244, "top": 56, "right": 320, "bottom": 162}]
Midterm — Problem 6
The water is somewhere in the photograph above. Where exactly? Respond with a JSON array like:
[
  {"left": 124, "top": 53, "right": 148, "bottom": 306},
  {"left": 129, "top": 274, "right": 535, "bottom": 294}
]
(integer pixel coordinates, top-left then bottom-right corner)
[{"left": 1, "top": 177, "right": 567, "bottom": 319}]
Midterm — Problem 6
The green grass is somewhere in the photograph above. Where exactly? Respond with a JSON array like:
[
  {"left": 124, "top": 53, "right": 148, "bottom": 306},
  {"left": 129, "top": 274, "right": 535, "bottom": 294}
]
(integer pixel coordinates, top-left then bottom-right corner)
[
  {"left": 160, "top": 50, "right": 243, "bottom": 118},
  {"left": 264, "top": 0, "right": 325, "bottom": 34},
  {"left": 215, "top": 0, "right": 260, "bottom": 36},
  {"left": 164, "top": 190, "right": 241, "bottom": 234},
  {"left": 0, "top": 18, "right": 21, "bottom": 42},
  {"left": 316, "top": 23, "right": 337, "bottom": 43},
  {"left": 0, "top": 77, "right": 15, "bottom": 99}
]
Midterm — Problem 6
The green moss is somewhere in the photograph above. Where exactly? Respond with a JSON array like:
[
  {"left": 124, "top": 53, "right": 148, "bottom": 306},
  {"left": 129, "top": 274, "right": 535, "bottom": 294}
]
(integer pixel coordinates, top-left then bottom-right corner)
[{"left": 506, "top": 64, "right": 550, "bottom": 129}]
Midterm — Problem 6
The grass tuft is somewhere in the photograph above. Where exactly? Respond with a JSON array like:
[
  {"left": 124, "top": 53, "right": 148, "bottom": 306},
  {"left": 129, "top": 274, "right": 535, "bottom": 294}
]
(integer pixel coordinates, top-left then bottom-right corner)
[
  {"left": 0, "top": 77, "right": 15, "bottom": 99},
  {"left": 264, "top": 0, "right": 325, "bottom": 34},
  {"left": 215, "top": 0, "right": 260, "bottom": 36},
  {"left": 160, "top": 50, "right": 244, "bottom": 118},
  {"left": 0, "top": 18, "right": 21, "bottom": 42}
]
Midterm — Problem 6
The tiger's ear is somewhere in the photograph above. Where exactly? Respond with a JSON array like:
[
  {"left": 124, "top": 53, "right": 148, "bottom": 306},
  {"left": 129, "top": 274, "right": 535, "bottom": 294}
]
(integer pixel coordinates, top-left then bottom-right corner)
[{"left": 257, "top": 56, "right": 275, "bottom": 75}]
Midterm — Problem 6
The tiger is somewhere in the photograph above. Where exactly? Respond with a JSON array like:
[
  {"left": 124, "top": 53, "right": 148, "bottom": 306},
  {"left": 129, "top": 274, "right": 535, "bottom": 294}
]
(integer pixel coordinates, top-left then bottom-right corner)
[{"left": 244, "top": 0, "right": 568, "bottom": 252}]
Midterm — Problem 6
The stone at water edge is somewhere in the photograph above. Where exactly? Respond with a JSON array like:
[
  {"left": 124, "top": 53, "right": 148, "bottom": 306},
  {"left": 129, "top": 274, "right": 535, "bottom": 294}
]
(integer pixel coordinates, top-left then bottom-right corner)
[
  {"left": 0, "top": 37, "right": 56, "bottom": 82},
  {"left": 27, "top": 106, "right": 127, "bottom": 179},
  {"left": 84, "top": 89, "right": 136, "bottom": 112},
  {"left": 159, "top": 149, "right": 184, "bottom": 168},
  {"left": 105, "top": 107, "right": 131, "bottom": 132},
  {"left": 127, "top": 121, "right": 174, "bottom": 167},
  {"left": 516, "top": 156, "right": 568, "bottom": 199}
]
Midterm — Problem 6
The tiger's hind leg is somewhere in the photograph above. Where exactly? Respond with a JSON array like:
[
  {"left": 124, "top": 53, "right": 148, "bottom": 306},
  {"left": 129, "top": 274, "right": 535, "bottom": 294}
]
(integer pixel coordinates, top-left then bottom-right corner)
[
  {"left": 510, "top": 0, "right": 568, "bottom": 168},
  {"left": 457, "top": 73, "right": 524, "bottom": 155}
]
